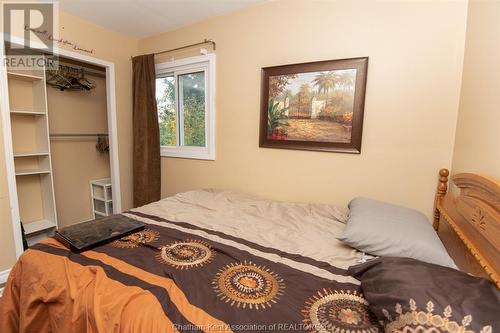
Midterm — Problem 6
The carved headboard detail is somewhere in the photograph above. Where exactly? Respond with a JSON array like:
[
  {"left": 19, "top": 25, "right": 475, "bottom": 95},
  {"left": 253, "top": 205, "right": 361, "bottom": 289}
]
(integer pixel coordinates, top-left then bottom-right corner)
[{"left": 434, "top": 169, "right": 500, "bottom": 287}]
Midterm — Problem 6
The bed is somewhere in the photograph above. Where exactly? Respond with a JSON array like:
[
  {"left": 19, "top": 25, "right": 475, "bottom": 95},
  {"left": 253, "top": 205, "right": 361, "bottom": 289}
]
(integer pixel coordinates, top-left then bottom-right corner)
[
  {"left": 0, "top": 169, "right": 498, "bottom": 333},
  {"left": 433, "top": 169, "right": 500, "bottom": 285}
]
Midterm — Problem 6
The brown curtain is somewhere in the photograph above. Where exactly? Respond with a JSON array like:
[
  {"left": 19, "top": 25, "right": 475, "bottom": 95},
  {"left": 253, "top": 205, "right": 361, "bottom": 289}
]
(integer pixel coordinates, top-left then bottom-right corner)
[{"left": 132, "top": 54, "right": 161, "bottom": 207}]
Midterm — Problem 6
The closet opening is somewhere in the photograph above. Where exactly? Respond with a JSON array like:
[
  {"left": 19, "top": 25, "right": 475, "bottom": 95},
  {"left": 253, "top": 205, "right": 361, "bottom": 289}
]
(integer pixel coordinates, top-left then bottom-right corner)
[
  {"left": 1, "top": 37, "right": 121, "bottom": 253},
  {"left": 47, "top": 56, "right": 113, "bottom": 229}
]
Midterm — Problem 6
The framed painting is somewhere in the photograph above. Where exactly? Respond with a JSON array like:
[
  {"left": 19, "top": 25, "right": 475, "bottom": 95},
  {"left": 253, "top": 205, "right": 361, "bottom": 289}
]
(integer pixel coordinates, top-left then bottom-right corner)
[{"left": 259, "top": 57, "right": 368, "bottom": 153}]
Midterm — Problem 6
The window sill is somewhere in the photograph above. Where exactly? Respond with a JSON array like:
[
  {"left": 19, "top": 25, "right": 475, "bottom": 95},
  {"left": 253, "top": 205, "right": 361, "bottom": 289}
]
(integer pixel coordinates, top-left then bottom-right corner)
[{"left": 160, "top": 146, "right": 215, "bottom": 161}]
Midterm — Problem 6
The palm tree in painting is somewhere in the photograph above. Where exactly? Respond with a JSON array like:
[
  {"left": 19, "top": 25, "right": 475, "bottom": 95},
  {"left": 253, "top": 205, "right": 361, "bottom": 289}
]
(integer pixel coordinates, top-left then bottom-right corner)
[
  {"left": 336, "top": 71, "right": 356, "bottom": 91},
  {"left": 313, "top": 72, "right": 338, "bottom": 105}
]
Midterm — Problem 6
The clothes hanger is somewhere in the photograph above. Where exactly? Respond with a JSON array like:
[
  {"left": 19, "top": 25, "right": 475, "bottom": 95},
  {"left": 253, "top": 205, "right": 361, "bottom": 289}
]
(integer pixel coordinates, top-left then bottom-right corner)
[
  {"left": 78, "top": 69, "right": 96, "bottom": 90},
  {"left": 67, "top": 68, "right": 94, "bottom": 91},
  {"left": 46, "top": 69, "right": 72, "bottom": 91},
  {"left": 46, "top": 66, "right": 96, "bottom": 91},
  {"left": 78, "top": 75, "right": 95, "bottom": 90}
]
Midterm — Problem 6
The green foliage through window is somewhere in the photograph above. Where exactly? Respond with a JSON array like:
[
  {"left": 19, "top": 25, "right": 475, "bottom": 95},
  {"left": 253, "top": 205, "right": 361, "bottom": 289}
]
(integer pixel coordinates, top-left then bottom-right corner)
[
  {"left": 179, "top": 72, "right": 205, "bottom": 147},
  {"left": 156, "top": 76, "right": 176, "bottom": 146},
  {"left": 156, "top": 71, "right": 206, "bottom": 148}
]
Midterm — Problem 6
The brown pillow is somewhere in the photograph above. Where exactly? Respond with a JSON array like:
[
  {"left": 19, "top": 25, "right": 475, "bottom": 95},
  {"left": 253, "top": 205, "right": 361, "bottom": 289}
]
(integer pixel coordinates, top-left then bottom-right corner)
[{"left": 348, "top": 257, "right": 500, "bottom": 333}]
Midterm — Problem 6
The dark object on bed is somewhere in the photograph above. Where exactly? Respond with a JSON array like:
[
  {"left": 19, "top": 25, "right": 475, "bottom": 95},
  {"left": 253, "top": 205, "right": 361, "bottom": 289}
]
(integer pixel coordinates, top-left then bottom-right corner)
[
  {"left": 349, "top": 257, "right": 500, "bottom": 332},
  {"left": 55, "top": 215, "right": 145, "bottom": 253}
]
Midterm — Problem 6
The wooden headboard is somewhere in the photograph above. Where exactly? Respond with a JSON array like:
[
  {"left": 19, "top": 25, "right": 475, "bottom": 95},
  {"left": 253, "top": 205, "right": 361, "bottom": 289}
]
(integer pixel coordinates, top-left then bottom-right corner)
[{"left": 433, "top": 168, "right": 500, "bottom": 287}]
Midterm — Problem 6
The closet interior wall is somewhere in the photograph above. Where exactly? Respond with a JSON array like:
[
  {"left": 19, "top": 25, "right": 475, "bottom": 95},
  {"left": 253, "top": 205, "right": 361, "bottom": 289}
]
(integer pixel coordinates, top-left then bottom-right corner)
[{"left": 47, "top": 60, "right": 110, "bottom": 228}]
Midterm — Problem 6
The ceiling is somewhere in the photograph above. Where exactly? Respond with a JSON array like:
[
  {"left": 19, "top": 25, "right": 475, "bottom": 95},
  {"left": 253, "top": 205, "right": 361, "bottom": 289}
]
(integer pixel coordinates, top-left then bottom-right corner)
[{"left": 56, "top": 0, "right": 266, "bottom": 39}]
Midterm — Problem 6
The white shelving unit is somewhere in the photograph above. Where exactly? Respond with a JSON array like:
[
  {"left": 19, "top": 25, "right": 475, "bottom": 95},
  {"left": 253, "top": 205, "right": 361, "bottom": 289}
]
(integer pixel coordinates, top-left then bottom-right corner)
[
  {"left": 90, "top": 178, "right": 113, "bottom": 219},
  {"left": 7, "top": 65, "right": 58, "bottom": 246}
]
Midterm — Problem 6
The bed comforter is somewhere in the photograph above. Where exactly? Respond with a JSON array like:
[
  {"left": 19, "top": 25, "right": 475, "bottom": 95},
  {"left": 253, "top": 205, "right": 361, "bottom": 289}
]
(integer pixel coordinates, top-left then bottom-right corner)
[{"left": 0, "top": 190, "right": 380, "bottom": 333}]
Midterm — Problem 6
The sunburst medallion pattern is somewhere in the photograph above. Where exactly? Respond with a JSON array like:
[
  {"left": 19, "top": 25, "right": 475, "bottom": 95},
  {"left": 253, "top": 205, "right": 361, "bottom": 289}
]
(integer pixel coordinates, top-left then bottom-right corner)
[
  {"left": 302, "top": 289, "right": 380, "bottom": 333},
  {"left": 156, "top": 239, "right": 215, "bottom": 269},
  {"left": 111, "top": 229, "right": 159, "bottom": 248},
  {"left": 212, "top": 261, "right": 285, "bottom": 310}
]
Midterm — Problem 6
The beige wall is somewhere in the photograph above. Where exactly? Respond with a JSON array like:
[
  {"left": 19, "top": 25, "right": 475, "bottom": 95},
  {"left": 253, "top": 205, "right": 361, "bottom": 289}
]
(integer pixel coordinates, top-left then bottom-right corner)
[
  {"left": 48, "top": 75, "right": 110, "bottom": 228},
  {"left": 0, "top": 11, "right": 138, "bottom": 271},
  {"left": 139, "top": 0, "right": 468, "bottom": 218},
  {"left": 56, "top": 11, "right": 138, "bottom": 213},
  {"left": 451, "top": 0, "right": 500, "bottom": 181}
]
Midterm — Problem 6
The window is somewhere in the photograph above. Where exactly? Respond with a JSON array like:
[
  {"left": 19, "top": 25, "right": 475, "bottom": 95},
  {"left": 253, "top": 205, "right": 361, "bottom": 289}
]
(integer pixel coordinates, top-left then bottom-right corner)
[{"left": 155, "top": 54, "right": 215, "bottom": 160}]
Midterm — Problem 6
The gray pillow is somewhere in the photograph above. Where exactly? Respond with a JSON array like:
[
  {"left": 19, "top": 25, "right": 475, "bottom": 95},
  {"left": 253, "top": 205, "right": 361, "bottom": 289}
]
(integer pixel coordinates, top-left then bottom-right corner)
[{"left": 338, "top": 197, "right": 457, "bottom": 268}]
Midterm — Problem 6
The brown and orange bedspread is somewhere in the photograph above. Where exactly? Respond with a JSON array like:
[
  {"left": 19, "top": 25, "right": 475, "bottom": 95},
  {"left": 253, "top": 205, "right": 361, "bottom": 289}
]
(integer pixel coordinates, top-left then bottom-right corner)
[{"left": 0, "top": 190, "right": 378, "bottom": 333}]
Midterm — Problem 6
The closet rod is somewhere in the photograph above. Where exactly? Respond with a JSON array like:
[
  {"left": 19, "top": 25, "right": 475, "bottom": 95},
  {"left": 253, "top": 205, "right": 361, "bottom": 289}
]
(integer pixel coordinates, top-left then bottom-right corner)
[
  {"left": 131, "top": 38, "right": 216, "bottom": 60},
  {"left": 50, "top": 133, "right": 108, "bottom": 137}
]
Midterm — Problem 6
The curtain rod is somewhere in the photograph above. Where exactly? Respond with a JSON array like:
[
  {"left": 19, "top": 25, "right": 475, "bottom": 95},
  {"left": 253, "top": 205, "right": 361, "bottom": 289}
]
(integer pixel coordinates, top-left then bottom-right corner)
[{"left": 131, "top": 39, "right": 216, "bottom": 61}]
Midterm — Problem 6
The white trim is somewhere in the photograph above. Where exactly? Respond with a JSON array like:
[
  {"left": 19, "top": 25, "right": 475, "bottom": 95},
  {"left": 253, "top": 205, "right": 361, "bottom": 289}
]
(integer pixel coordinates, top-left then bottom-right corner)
[
  {"left": 155, "top": 54, "right": 214, "bottom": 72},
  {"left": 156, "top": 54, "right": 216, "bottom": 161},
  {"left": 0, "top": 37, "right": 24, "bottom": 258},
  {"left": 0, "top": 268, "right": 11, "bottom": 296},
  {"left": 0, "top": 268, "right": 10, "bottom": 297},
  {"left": 0, "top": 269, "right": 11, "bottom": 285},
  {"left": 0, "top": 269, "right": 9, "bottom": 297},
  {"left": 105, "top": 63, "right": 122, "bottom": 212},
  {"left": 1, "top": 34, "right": 122, "bottom": 258}
]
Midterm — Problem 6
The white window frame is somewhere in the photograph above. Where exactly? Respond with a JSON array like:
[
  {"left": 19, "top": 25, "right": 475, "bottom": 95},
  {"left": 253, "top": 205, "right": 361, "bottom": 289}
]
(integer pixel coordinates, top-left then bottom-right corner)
[{"left": 155, "top": 54, "right": 216, "bottom": 160}]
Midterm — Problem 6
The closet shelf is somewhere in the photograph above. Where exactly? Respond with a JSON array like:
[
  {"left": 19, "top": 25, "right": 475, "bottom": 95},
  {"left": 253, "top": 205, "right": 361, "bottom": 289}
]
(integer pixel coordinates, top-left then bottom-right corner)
[
  {"left": 14, "top": 151, "right": 50, "bottom": 157},
  {"left": 7, "top": 72, "right": 44, "bottom": 81},
  {"left": 94, "top": 211, "right": 106, "bottom": 217},
  {"left": 91, "top": 178, "right": 112, "bottom": 187},
  {"left": 15, "top": 168, "right": 51, "bottom": 176},
  {"left": 10, "top": 110, "right": 46, "bottom": 116},
  {"left": 23, "top": 219, "right": 56, "bottom": 235},
  {"left": 93, "top": 196, "right": 112, "bottom": 203}
]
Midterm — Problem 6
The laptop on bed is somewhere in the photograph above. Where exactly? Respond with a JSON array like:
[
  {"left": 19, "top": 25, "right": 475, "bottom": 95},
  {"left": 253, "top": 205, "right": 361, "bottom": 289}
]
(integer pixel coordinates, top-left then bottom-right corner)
[{"left": 55, "top": 215, "right": 145, "bottom": 253}]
